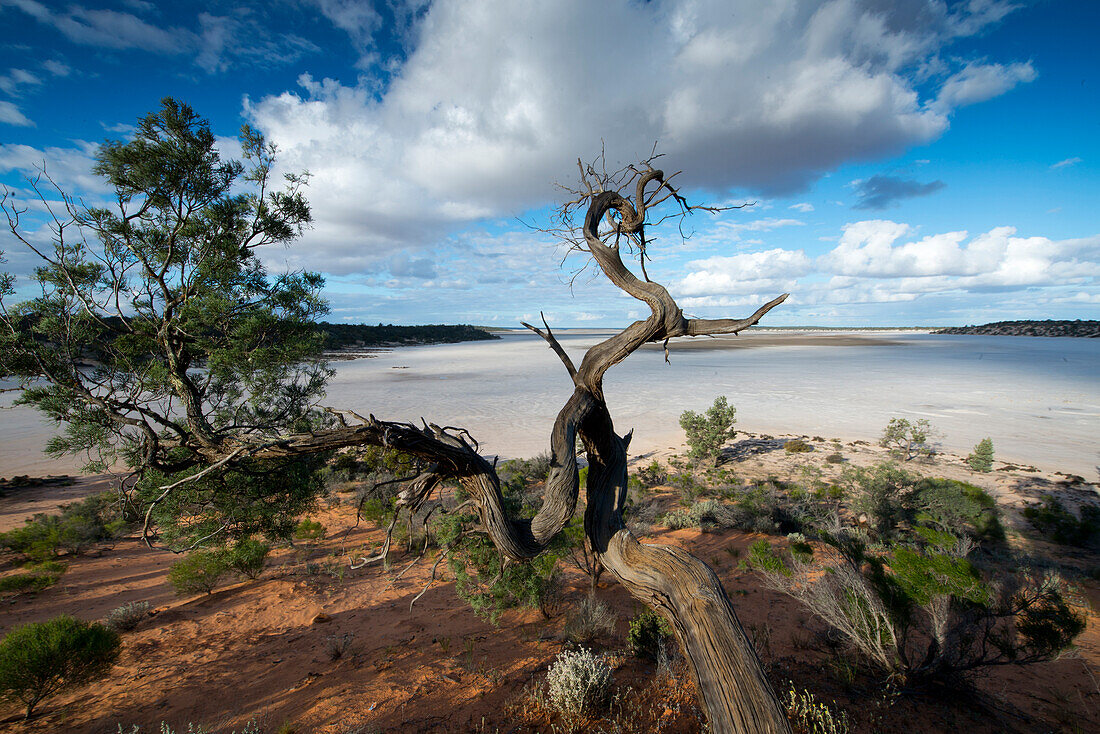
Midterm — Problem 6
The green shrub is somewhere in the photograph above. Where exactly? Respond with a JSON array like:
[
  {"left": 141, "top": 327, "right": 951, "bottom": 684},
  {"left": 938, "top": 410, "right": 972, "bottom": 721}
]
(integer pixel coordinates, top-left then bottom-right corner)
[
  {"left": 0, "top": 571, "right": 61, "bottom": 594},
  {"left": 679, "top": 396, "right": 737, "bottom": 466},
  {"left": 103, "top": 601, "right": 150, "bottom": 632},
  {"left": 0, "top": 492, "right": 121, "bottom": 562},
  {"left": 843, "top": 462, "right": 920, "bottom": 538},
  {"left": 661, "top": 499, "right": 740, "bottom": 532},
  {"left": 293, "top": 518, "right": 326, "bottom": 541},
  {"left": 224, "top": 537, "right": 270, "bottom": 579},
  {"left": 1023, "top": 496, "right": 1100, "bottom": 548},
  {"left": 915, "top": 478, "right": 1004, "bottom": 542},
  {"left": 825, "top": 453, "right": 844, "bottom": 464},
  {"left": 0, "top": 615, "right": 120, "bottom": 719},
  {"left": 627, "top": 610, "right": 673, "bottom": 661},
  {"left": 168, "top": 550, "right": 228, "bottom": 596},
  {"left": 966, "top": 437, "right": 994, "bottom": 472},
  {"left": 785, "top": 439, "right": 812, "bottom": 454},
  {"left": 879, "top": 417, "right": 934, "bottom": 461}
]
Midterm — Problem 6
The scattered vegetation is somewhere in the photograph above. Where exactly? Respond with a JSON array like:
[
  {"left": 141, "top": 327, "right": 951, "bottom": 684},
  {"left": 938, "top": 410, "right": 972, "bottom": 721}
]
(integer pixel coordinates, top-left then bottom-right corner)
[
  {"left": 293, "top": 519, "right": 326, "bottom": 541},
  {"left": 785, "top": 439, "right": 813, "bottom": 454},
  {"left": 1023, "top": 496, "right": 1100, "bottom": 548},
  {"left": 563, "top": 594, "right": 617, "bottom": 644},
  {"left": 679, "top": 396, "right": 738, "bottom": 466},
  {"left": 0, "top": 492, "right": 122, "bottom": 562},
  {"left": 103, "top": 601, "right": 151, "bottom": 633},
  {"left": 784, "top": 686, "right": 849, "bottom": 734},
  {"left": 0, "top": 615, "right": 120, "bottom": 719}
]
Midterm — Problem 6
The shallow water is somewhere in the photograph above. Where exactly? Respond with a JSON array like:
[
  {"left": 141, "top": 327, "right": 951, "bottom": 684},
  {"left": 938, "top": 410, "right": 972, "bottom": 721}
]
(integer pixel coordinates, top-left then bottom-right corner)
[{"left": 3, "top": 332, "right": 1098, "bottom": 478}]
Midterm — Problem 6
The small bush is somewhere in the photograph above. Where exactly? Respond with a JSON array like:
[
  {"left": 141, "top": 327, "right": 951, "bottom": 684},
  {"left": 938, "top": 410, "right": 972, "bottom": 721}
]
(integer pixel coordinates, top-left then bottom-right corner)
[
  {"left": 0, "top": 493, "right": 121, "bottom": 562},
  {"left": 1023, "top": 496, "right": 1100, "bottom": 548},
  {"left": 545, "top": 647, "right": 613, "bottom": 726},
  {"left": 679, "top": 396, "right": 738, "bottom": 466},
  {"left": 224, "top": 537, "right": 270, "bottom": 579},
  {"left": 785, "top": 439, "right": 812, "bottom": 454},
  {"left": 661, "top": 499, "right": 742, "bottom": 532},
  {"left": 104, "top": 601, "right": 150, "bottom": 632},
  {"left": 563, "top": 593, "right": 617, "bottom": 644},
  {"left": 168, "top": 550, "right": 228, "bottom": 596},
  {"left": 879, "top": 417, "right": 934, "bottom": 461},
  {"left": 825, "top": 453, "right": 844, "bottom": 464},
  {"left": 0, "top": 615, "right": 120, "bottom": 719},
  {"left": 0, "top": 571, "right": 60, "bottom": 594},
  {"left": 627, "top": 609, "right": 673, "bottom": 661},
  {"left": 966, "top": 437, "right": 994, "bottom": 472},
  {"left": 293, "top": 518, "right": 326, "bottom": 541},
  {"left": 785, "top": 686, "right": 849, "bottom": 734}
]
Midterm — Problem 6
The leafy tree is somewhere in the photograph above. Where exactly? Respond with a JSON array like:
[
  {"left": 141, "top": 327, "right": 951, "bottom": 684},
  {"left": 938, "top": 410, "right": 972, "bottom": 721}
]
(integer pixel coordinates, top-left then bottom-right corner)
[
  {"left": 0, "top": 615, "right": 120, "bottom": 719},
  {"left": 679, "top": 395, "right": 738, "bottom": 466},
  {"left": 966, "top": 437, "right": 994, "bottom": 472},
  {"left": 879, "top": 417, "right": 934, "bottom": 461},
  {"left": 0, "top": 98, "right": 326, "bottom": 549}
]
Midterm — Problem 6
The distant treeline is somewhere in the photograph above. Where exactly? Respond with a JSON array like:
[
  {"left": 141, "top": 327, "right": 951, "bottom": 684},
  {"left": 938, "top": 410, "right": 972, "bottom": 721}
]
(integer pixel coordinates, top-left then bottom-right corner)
[
  {"left": 933, "top": 320, "right": 1099, "bottom": 338},
  {"left": 318, "top": 322, "right": 499, "bottom": 350}
]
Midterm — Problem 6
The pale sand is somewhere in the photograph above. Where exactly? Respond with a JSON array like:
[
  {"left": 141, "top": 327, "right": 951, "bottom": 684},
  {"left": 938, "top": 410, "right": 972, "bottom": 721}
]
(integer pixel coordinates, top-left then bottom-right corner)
[{"left": 2, "top": 331, "right": 1097, "bottom": 478}]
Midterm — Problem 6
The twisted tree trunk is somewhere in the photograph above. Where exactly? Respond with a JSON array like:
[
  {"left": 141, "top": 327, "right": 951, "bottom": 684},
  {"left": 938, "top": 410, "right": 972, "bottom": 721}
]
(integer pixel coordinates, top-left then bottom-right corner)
[{"left": 182, "top": 164, "right": 791, "bottom": 733}]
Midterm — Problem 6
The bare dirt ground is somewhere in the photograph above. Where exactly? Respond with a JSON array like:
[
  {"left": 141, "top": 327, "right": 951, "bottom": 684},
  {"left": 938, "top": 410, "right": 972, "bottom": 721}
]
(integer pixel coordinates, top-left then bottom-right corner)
[{"left": 1, "top": 435, "right": 1097, "bottom": 733}]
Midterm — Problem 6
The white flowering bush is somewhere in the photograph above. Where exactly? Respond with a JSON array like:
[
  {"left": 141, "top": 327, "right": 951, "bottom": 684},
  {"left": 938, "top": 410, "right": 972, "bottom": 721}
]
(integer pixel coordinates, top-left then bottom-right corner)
[{"left": 545, "top": 646, "right": 613, "bottom": 724}]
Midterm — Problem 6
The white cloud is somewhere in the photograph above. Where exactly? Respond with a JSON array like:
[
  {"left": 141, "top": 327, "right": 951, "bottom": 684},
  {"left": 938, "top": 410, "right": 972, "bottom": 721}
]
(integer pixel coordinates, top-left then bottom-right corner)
[
  {"left": 245, "top": 0, "right": 1030, "bottom": 273},
  {"left": 933, "top": 61, "right": 1037, "bottom": 112},
  {"left": 0, "top": 68, "right": 41, "bottom": 96},
  {"left": 676, "top": 249, "right": 812, "bottom": 297},
  {"left": 41, "top": 59, "right": 70, "bottom": 77},
  {"left": 790, "top": 202, "right": 814, "bottom": 212},
  {"left": 1050, "top": 157, "right": 1082, "bottom": 170},
  {"left": 0, "top": 101, "right": 33, "bottom": 127}
]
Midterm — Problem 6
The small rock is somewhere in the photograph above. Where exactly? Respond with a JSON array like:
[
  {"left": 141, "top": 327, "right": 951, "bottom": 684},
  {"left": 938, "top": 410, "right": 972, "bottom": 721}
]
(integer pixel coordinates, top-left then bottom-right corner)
[{"left": 312, "top": 612, "right": 332, "bottom": 624}]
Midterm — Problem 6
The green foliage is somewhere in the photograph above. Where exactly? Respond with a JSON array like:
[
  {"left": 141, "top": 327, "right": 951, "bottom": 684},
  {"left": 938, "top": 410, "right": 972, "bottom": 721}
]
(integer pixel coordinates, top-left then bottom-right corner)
[
  {"left": 747, "top": 539, "right": 791, "bottom": 577},
  {"left": 448, "top": 532, "right": 565, "bottom": 624},
  {"left": 785, "top": 686, "right": 849, "bottom": 734},
  {"left": 319, "top": 322, "right": 497, "bottom": 349},
  {"left": 784, "top": 439, "right": 812, "bottom": 454},
  {"left": 966, "top": 437, "right": 994, "bottom": 472},
  {"left": 0, "top": 569, "right": 62, "bottom": 594},
  {"left": 879, "top": 417, "right": 934, "bottom": 461},
  {"left": 1023, "top": 496, "right": 1100, "bottom": 548},
  {"left": 223, "top": 537, "right": 270, "bottom": 579},
  {"left": 103, "top": 602, "right": 151, "bottom": 632},
  {"left": 914, "top": 478, "right": 1004, "bottom": 542},
  {"left": 824, "top": 453, "right": 844, "bottom": 464},
  {"left": 660, "top": 499, "right": 739, "bottom": 532},
  {"left": 168, "top": 550, "right": 228, "bottom": 596},
  {"left": 0, "top": 492, "right": 121, "bottom": 561},
  {"left": 627, "top": 610, "right": 673, "bottom": 661},
  {"left": 0, "top": 98, "right": 328, "bottom": 548},
  {"left": 0, "top": 615, "right": 120, "bottom": 719},
  {"left": 679, "top": 396, "right": 737, "bottom": 466},
  {"left": 843, "top": 462, "right": 920, "bottom": 538},
  {"left": 293, "top": 518, "right": 326, "bottom": 541}
]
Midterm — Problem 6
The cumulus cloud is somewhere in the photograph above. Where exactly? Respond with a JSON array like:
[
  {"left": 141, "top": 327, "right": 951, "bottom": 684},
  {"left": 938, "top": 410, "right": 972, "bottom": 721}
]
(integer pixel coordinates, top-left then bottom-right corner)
[
  {"left": 675, "top": 219, "right": 1100, "bottom": 317},
  {"left": 933, "top": 61, "right": 1037, "bottom": 112},
  {"left": 240, "top": 0, "right": 1032, "bottom": 274},
  {"left": 852, "top": 174, "right": 946, "bottom": 209}
]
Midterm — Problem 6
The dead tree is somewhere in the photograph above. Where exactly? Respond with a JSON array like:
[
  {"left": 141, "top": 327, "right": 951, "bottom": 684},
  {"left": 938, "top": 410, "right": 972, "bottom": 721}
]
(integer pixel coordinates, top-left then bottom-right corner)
[{"left": 258, "top": 156, "right": 792, "bottom": 731}]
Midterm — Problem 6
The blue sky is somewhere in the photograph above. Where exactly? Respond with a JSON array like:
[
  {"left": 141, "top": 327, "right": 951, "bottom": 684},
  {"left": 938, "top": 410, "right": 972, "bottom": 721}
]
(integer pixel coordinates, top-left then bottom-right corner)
[{"left": 1, "top": 0, "right": 1097, "bottom": 327}]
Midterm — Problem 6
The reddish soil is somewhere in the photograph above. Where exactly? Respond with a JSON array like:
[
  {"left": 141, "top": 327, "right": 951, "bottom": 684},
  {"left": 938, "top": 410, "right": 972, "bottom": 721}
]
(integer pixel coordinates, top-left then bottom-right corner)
[{"left": 1, "top": 440, "right": 1098, "bottom": 733}]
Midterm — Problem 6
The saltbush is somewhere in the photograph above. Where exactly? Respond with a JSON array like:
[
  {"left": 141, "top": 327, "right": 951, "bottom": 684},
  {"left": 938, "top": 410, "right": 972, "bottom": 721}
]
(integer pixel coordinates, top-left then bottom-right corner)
[
  {"left": 168, "top": 550, "right": 228, "bottom": 596},
  {"left": 545, "top": 647, "right": 613, "bottom": 725},
  {"left": 785, "top": 439, "right": 812, "bottom": 454},
  {"left": 104, "top": 601, "right": 151, "bottom": 632},
  {"left": 0, "top": 615, "right": 120, "bottom": 719},
  {"left": 627, "top": 609, "right": 673, "bottom": 661}
]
